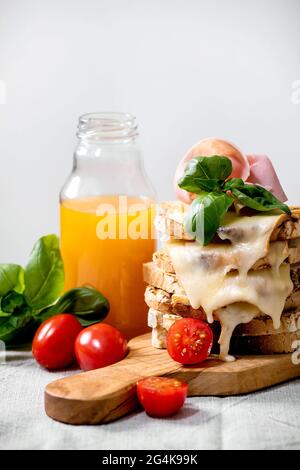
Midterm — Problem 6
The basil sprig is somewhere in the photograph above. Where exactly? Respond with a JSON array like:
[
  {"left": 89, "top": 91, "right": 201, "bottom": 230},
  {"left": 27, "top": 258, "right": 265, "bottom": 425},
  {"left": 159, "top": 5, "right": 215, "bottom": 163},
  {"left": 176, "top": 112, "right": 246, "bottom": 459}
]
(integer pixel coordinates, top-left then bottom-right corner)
[
  {"left": 178, "top": 156, "right": 291, "bottom": 245},
  {"left": 0, "top": 235, "right": 109, "bottom": 344}
]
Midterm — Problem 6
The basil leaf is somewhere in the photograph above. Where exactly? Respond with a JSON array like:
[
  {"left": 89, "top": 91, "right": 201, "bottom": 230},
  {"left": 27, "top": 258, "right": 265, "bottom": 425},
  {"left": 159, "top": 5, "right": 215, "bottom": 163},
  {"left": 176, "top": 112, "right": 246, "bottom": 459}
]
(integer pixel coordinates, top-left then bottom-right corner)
[
  {"left": 0, "top": 305, "right": 13, "bottom": 318},
  {"left": 178, "top": 175, "right": 221, "bottom": 193},
  {"left": 37, "top": 286, "right": 109, "bottom": 326},
  {"left": 179, "top": 155, "right": 290, "bottom": 246},
  {"left": 0, "top": 306, "right": 33, "bottom": 344},
  {"left": 178, "top": 156, "right": 232, "bottom": 193},
  {"left": 1, "top": 291, "right": 26, "bottom": 314},
  {"left": 223, "top": 178, "right": 245, "bottom": 190},
  {"left": 186, "top": 155, "right": 233, "bottom": 180},
  {"left": 185, "top": 192, "right": 233, "bottom": 245},
  {"left": 232, "top": 185, "right": 291, "bottom": 215},
  {"left": 24, "top": 235, "right": 64, "bottom": 310},
  {"left": 0, "top": 264, "right": 24, "bottom": 296},
  {"left": 0, "top": 309, "right": 12, "bottom": 318}
]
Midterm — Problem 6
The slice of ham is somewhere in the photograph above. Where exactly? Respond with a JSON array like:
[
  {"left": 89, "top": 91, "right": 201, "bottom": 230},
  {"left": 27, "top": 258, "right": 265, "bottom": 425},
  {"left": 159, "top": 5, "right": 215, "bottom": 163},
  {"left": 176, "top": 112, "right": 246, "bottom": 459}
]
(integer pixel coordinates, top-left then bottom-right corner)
[
  {"left": 174, "top": 138, "right": 287, "bottom": 203},
  {"left": 246, "top": 154, "right": 287, "bottom": 202}
]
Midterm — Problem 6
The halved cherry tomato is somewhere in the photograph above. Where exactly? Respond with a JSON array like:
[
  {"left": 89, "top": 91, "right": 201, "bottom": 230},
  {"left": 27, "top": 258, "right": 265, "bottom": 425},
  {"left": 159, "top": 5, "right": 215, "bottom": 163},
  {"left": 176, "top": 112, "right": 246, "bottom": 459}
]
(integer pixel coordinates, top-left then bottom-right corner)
[
  {"left": 75, "top": 323, "right": 128, "bottom": 371},
  {"left": 137, "top": 376, "right": 188, "bottom": 417},
  {"left": 32, "top": 314, "right": 83, "bottom": 370},
  {"left": 167, "top": 318, "right": 213, "bottom": 365}
]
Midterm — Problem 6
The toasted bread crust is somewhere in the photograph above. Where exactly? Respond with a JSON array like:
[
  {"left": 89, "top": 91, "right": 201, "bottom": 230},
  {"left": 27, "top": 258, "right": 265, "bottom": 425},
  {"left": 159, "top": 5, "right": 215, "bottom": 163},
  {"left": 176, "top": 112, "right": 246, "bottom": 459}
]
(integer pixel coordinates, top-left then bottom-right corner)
[
  {"left": 147, "top": 302, "right": 300, "bottom": 335},
  {"left": 156, "top": 201, "right": 300, "bottom": 242},
  {"left": 148, "top": 307, "right": 300, "bottom": 352},
  {"left": 155, "top": 201, "right": 192, "bottom": 241},
  {"left": 143, "top": 262, "right": 185, "bottom": 296},
  {"left": 153, "top": 240, "right": 300, "bottom": 275},
  {"left": 153, "top": 250, "right": 175, "bottom": 274},
  {"left": 145, "top": 285, "right": 206, "bottom": 318},
  {"left": 144, "top": 263, "right": 300, "bottom": 311},
  {"left": 230, "top": 331, "right": 300, "bottom": 354},
  {"left": 233, "top": 310, "right": 300, "bottom": 336}
]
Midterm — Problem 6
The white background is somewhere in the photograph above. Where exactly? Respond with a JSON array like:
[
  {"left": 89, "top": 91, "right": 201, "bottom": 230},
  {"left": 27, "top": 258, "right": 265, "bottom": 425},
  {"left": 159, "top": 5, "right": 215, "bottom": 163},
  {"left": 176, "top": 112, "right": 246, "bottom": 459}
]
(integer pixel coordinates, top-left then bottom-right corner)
[{"left": 0, "top": 0, "right": 299, "bottom": 264}]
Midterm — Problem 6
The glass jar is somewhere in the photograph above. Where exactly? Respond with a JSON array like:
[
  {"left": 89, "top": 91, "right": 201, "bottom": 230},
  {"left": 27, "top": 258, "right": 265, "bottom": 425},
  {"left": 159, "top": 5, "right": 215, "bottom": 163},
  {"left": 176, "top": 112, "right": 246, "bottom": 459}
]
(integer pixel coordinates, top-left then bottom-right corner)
[{"left": 60, "top": 113, "right": 156, "bottom": 339}]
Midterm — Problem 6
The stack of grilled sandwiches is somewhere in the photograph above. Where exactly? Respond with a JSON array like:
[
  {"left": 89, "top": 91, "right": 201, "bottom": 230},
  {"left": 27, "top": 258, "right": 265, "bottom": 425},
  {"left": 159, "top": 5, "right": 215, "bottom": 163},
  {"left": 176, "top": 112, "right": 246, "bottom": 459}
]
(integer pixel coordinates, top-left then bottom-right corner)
[{"left": 143, "top": 202, "right": 300, "bottom": 361}]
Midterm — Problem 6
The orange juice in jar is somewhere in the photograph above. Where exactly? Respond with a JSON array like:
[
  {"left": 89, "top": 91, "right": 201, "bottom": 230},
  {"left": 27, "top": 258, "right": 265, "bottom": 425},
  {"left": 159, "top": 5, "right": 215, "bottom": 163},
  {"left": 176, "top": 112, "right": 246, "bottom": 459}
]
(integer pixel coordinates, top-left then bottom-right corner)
[{"left": 60, "top": 114, "right": 156, "bottom": 339}]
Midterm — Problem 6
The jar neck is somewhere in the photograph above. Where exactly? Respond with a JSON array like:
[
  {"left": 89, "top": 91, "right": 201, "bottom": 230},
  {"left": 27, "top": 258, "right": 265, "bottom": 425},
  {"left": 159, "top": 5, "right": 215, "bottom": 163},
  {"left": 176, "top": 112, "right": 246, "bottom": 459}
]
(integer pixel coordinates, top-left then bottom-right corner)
[
  {"left": 77, "top": 112, "right": 138, "bottom": 144},
  {"left": 60, "top": 112, "right": 156, "bottom": 202}
]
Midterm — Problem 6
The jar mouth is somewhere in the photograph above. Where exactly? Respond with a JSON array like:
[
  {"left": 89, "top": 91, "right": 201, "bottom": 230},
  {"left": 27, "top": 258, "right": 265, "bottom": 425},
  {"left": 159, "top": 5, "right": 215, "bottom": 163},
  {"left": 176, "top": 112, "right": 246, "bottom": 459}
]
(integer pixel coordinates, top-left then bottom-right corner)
[{"left": 77, "top": 112, "right": 138, "bottom": 141}]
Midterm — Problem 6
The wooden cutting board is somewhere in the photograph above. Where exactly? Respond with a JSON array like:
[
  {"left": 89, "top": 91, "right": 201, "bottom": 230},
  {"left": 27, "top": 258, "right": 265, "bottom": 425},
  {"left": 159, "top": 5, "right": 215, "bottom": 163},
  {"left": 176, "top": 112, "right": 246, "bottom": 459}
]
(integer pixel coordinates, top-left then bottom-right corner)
[{"left": 45, "top": 333, "right": 300, "bottom": 425}]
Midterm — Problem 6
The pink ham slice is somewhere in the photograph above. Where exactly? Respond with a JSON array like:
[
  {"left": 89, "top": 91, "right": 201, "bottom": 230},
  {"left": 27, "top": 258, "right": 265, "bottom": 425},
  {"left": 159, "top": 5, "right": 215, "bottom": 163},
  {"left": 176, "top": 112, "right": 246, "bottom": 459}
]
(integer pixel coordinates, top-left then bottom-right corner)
[
  {"left": 246, "top": 154, "right": 287, "bottom": 202},
  {"left": 174, "top": 138, "right": 249, "bottom": 204},
  {"left": 174, "top": 138, "right": 287, "bottom": 203}
]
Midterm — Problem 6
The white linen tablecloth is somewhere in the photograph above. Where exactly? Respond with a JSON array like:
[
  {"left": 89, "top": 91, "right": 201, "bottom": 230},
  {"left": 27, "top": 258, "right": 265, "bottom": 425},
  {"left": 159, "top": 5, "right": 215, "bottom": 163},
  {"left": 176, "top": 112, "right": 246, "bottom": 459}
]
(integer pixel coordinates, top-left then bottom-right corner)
[{"left": 1, "top": 347, "right": 300, "bottom": 450}]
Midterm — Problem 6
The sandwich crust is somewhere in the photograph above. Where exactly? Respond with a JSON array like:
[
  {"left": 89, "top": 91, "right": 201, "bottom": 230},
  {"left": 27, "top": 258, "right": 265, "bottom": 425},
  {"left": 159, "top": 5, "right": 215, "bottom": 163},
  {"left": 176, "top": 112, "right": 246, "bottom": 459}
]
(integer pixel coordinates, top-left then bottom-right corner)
[
  {"left": 153, "top": 240, "right": 300, "bottom": 275},
  {"left": 148, "top": 307, "right": 300, "bottom": 353},
  {"left": 156, "top": 201, "right": 300, "bottom": 242},
  {"left": 144, "top": 263, "right": 300, "bottom": 311}
]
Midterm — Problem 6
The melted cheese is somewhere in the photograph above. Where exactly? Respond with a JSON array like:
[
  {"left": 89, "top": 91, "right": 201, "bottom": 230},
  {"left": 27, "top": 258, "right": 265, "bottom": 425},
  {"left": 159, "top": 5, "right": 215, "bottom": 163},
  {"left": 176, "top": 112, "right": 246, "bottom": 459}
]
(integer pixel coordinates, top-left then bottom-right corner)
[
  {"left": 216, "top": 303, "right": 259, "bottom": 362},
  {"left": 166, "top": 212, "right": 294, "bottom": 360},
  {"left": 217, "top": 212, "right": 284, "bottom": 278}
]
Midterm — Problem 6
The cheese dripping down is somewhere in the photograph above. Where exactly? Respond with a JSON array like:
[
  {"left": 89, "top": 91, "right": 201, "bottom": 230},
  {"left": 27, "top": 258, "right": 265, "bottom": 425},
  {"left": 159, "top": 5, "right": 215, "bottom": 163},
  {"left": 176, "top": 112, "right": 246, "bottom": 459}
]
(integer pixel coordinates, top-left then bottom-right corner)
[
  {"left": 215, "top": 303, "right": 259, "bottom": 362},
  {"left": 166, "top": 212, "right": 294, "bottom": 361}
]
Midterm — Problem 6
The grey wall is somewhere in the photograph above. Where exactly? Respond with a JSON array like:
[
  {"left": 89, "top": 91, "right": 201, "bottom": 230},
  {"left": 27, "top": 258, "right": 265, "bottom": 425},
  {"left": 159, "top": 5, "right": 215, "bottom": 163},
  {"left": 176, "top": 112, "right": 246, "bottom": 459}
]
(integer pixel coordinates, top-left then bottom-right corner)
[{"left": 0, "top": 0, "right": 299, "bottom": 264}]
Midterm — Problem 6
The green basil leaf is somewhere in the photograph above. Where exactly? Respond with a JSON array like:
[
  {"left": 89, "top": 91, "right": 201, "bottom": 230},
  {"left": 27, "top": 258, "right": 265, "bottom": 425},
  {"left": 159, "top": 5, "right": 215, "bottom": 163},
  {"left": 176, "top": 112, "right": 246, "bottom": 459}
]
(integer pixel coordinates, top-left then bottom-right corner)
[
  {"left": 178, "top": 175, "right": 222, "bottom": 193},
  {"left": 178, "top": 156, "right": 232, "bottom": 193},
  {"left": 232, "top": 185, "right": 291, "bottom": 215},
  {"left": 223, "top": 178, "right": 245, "bottom": 190},
  {"left": 0, "top": 309, "right": 12, "bottom": 318},
  {"left": 0, "top": 264, "right": 24, "bottom": 296},
  {"left": 0, "top": 306, "right": 33, "bottom": 344},
  {"left": 1, "top": 291, "right": 26, "bottom": 314},
  {"left": 185, "top": 192, "right": 234, "bottom": 245},
  {"left": 24, "top": 235, "right": 64, "bottom": 310},
  {"left": 0, "top": 305, "right": 13, "bottom": 317},
  {"left": 37, "top": 286, "right": 109, "bottom": 326}
]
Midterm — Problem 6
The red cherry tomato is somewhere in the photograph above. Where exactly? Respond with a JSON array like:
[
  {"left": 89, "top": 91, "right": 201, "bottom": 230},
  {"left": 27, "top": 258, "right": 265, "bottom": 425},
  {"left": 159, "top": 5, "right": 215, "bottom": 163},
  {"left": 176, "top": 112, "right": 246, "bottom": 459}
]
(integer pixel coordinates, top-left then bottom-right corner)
[
  {"left": 32, "top": 314, "right": 83, "bottom": 370},
  {"left": 167, "top": 318, "right": 213, "bottom": 365},
  {"left": 75, "top": 323, "right": 128, "bottom": 371},
  {"left": 137, "top": 377, "right": 188, "bottom": 417}
]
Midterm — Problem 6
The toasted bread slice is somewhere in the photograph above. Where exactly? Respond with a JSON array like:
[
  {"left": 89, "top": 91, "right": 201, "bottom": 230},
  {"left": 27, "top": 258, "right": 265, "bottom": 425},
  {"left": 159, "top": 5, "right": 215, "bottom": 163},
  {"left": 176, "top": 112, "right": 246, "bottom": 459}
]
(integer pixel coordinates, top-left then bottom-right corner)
[
  {"left": 155, "top": 201, "right": 192, "bottom": 241},
  {"left": 148, "top": 306, "right": 300, "bottom": 337},
  {"left": 145, "top": 283, "right": 300, "bottom": 318},
  {"left": 143, "top": 262, "right": 185, "bottom": 297},
  {"left": 156, "top": 201, "right": 300, "bottom": 241},
  {"left": 148, "top": 308, "right": 181, "bottom": 348},
  {"left": 230, "top": 331, "right": 300, "bottom": 354},
  {"left": 144, "top": 263, "right": 300, "bottom": 310},
  {"left": 234, "top": 310, "right": 300, "bottom": 336},
  {"left": 148, "top": 307, "right": 300, "bottom": 352},
  {"left": 153, "top": 239, "right": 300, "bottom": 274},
  {"left": 145, "top": 285, "right": 205, "bottom": 317}
]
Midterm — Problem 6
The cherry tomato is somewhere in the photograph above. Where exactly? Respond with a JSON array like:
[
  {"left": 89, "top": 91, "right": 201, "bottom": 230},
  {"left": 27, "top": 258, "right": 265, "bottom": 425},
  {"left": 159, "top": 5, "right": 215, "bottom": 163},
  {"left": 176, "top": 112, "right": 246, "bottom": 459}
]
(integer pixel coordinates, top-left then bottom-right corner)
[
  {"left": 167, "top": 318, "right": 213, "bottom": 365},
  {"left": 32, "top": 314, "right": 83, "bottom": 370},
  {"left": 75, "top": 323, "right": 128, "bottom": 371},
  {"left": 137, "top": 376, "right": 188, "bottom": 417}
]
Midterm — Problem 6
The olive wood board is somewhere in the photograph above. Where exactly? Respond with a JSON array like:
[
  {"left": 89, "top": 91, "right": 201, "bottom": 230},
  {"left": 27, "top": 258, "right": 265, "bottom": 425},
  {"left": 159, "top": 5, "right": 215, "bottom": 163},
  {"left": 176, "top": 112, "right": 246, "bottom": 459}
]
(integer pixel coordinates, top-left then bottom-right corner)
[{"left": 45, "top": 333, "right": 300, "bottom": 425}]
